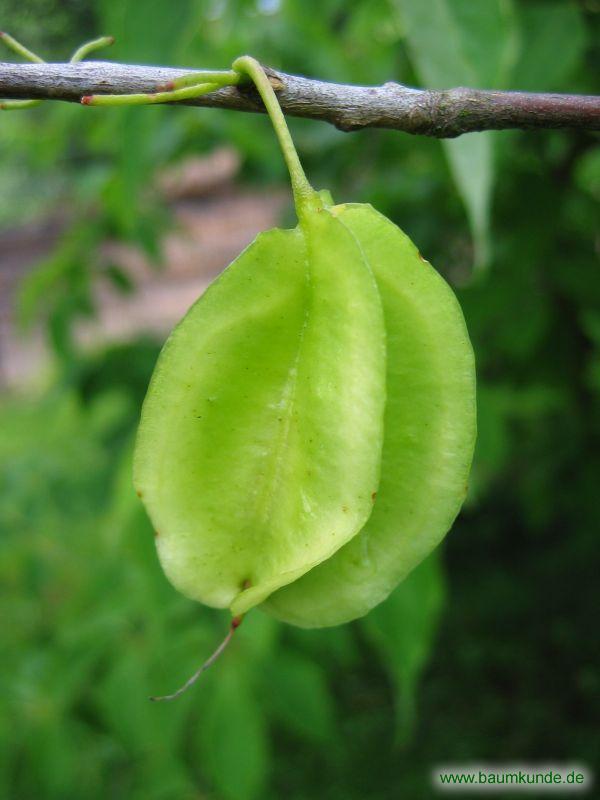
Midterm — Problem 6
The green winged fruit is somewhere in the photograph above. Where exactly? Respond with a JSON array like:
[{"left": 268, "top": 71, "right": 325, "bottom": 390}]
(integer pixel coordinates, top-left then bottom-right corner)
[
  {"left": 134, "top": 199, "right": 387, "bottom": 618},
  {"left": 133, "top": 56, "right": 476, "bottom": 633}
]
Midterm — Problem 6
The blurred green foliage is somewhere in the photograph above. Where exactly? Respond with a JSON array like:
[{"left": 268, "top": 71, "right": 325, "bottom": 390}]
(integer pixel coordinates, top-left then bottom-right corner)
[{"left": 0, "top": 0, "right": 599, "bottom": 798}]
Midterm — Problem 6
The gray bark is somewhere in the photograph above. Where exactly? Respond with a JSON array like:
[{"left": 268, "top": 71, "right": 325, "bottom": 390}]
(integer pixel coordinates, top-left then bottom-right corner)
[{"left": 1, "top": 60, "right": 598, "bottom": 137}]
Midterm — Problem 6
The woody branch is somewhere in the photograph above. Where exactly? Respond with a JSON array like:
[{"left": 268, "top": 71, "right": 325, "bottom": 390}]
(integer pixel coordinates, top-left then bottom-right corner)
[{"left": 0, "top": 59, "right": 598, "bottom": 137}]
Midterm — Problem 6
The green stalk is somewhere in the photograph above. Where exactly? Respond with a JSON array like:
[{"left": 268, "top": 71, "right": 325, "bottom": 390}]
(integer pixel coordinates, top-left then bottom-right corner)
[
  {"left": 0, "top": 31, "right": 44, "bottom": 63},
  {"left": 83, "top": 82, "right": 220, "bottom": 107},
  {"left": 232, "top": 56, "right": 319, "bottom": 216},
  {"left": 70, "top": 35, "right": 115, "bottom": 64},
  {"left": 161, "top": 70, "right": 241, "bottom": 91}
]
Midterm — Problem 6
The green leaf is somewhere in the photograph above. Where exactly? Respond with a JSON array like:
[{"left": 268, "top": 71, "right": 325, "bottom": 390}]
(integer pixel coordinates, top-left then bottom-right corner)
[
  {"left": 95, "top": 651, "right": 189, "bottom": 756},
  {"left": 574, "top": 147, "right": 600, "bottom": 202},
  {"left": 513, "top": 1, "right": 586, "bottom": 92},
  {"left": 444, "top": 134, "right": 493, "bottom": 269},
  {"left": 17, "top": 223, "right": 99, "bottom": 331},
  {"left": 397, "top": 0, "right": 518, "bottom": 89},
  {"left": 467, "top": 384, "right": 512, "bottom": 503},
  {"left": 235, "top": 610, "right": 280, "bottom": 663},
  {"left": 361, "top": 553, "right": 445, "bottom": 746},
  {"left": 99, "top": 0, "right": 194, "bottom": 62},
  {"left": 198, "top": 665, "right": 269, "bottom": 800},
  {"left": 262, "top": 651, "right": 336, "bottom": 745},
  {"left": 395, "top": 0, "right": 519, "bottom": 270}
]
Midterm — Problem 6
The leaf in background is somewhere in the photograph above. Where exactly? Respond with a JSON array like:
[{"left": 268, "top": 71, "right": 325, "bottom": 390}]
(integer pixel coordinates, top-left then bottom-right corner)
[
  {"left": 574, "top": 146, "right": 600, "bottom": 202},
  {"left": 262, "top": 651, "right": 337, "bottom": 746},
  {"left": 235, "top": 610, "right": 280, "bottom": 663},
  {"left": 99, "top": 0, "right": 193, "bottom": 62},
  {"left": 467, "top": 384, "right": 513, "bottom": 504},
  {"left": 96, "top": 652, "right": 190, "bottom": 756},
  {"left": 95, "top": 0, "right": 194, "bottom": 250},
  {"left": 395, "top": 0, "right": 519, "bottom": 271},
  {"left": 513, "top": 1, "right": 586, "bottom": 92},
  {"left": 444, "top": 134, "right": 493, "bottom": 270},
  {"left": 361, "top": 553, "right": 445, "bottom": 747},
  {"left": 17, "top": 223, "right": 100, "bottom": 340},
  {"left": 198, "top": 664, "right": 270, "bottom": 800},
  {"left": 290, "top": 623, "right": 361, "bottom": 670}
]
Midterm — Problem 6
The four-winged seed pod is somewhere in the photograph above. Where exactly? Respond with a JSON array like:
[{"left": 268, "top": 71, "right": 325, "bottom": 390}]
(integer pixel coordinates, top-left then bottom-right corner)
[{"left": 133, "top": 58, "right": 476, "bottom": 650}]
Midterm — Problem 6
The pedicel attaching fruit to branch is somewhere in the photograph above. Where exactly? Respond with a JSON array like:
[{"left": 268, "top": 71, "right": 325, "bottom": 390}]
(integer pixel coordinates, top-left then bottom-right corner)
[{"left": 2, "top": 36, "right": 476, "bottom": 700}]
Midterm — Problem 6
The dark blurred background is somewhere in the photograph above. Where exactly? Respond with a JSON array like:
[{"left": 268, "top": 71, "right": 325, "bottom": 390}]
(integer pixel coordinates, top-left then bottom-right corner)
[{"left": 1, "top": 1, "right": 599, "bottom": 798}]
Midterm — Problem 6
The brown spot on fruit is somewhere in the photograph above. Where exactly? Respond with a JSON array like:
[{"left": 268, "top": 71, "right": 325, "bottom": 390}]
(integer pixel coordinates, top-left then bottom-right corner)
[
  {"left": 136, "top": 489, "right": 143, "bottom": 498},
  {"left": 342, "top": 505, "right": 348, "bottom": 513},
  {"left": 371, "top": 491, "right": 377, "bottom": 502}
]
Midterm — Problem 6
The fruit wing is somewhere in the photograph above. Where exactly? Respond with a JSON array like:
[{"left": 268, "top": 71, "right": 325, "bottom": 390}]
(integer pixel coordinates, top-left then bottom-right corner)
[
  {"left": 263, "top": 204, "right": 476, "bottom": 627},
  {"left": 231, "top": 208, "right": 386, "bottom": 615},
  {"left": 134, "top": 213, "right": 386, "bottom": 617}
]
